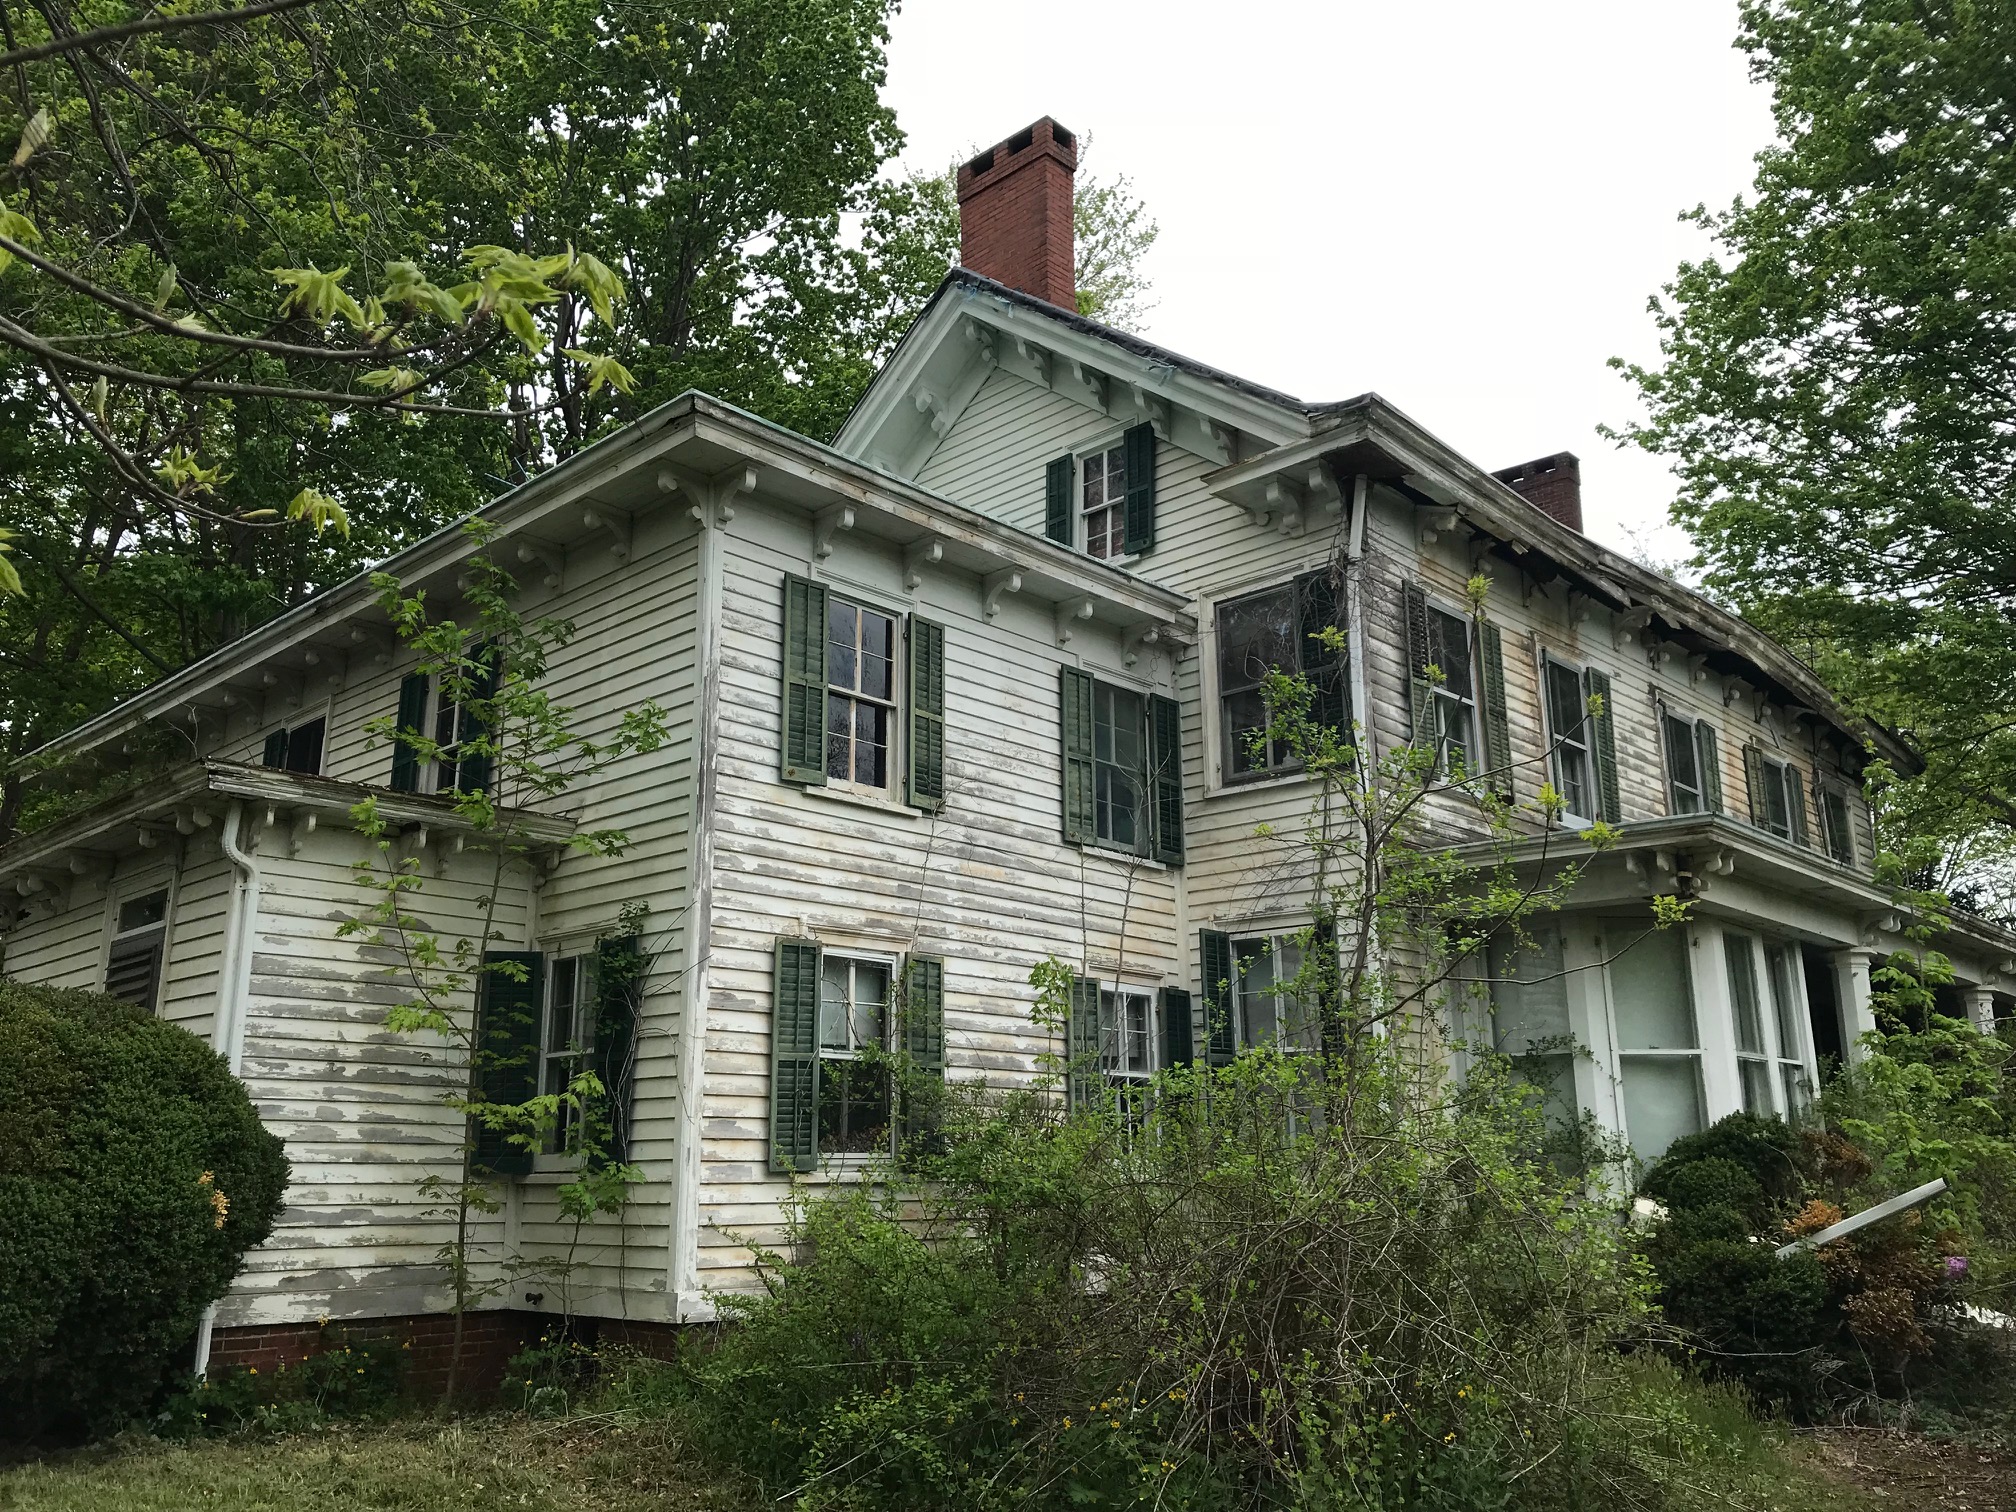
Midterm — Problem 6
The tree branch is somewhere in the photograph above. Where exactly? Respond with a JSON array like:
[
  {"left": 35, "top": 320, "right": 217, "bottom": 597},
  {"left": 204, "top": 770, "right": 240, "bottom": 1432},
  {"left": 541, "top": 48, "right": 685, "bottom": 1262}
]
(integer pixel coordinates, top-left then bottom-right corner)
[{"left": 0, "top": 0, "right": 318, "bottom": 70}]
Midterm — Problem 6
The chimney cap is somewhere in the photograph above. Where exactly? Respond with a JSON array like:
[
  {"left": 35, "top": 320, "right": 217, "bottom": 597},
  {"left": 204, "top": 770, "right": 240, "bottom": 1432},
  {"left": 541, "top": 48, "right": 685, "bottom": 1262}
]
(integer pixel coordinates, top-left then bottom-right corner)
[
  {"left": 956, "top": 117, "right": 1078, "bottom": 199},
  {"left": 1491, "top": 450, "right": 1584, "bottom": 533}
]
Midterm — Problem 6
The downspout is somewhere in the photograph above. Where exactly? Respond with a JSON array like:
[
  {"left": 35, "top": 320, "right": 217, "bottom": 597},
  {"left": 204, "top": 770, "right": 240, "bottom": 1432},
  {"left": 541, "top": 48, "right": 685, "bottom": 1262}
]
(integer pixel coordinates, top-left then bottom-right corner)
[{"left": 194, "top": 800, "right": 262, "bottom": 1378}]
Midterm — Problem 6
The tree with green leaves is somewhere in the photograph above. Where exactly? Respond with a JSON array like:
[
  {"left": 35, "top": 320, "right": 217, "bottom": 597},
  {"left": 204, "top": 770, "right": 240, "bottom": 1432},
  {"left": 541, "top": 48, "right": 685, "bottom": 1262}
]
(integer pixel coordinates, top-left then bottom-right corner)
[{"left": 1612, "top": 0, "right": 2016, "bottom": 908}]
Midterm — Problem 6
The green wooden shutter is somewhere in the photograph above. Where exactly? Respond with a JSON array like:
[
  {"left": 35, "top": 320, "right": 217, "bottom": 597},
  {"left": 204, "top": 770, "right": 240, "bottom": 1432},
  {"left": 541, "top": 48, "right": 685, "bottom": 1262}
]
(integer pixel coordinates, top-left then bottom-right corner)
[
  {"left": 1478, "top": 621, "right": 1513, "bottom": 800},
  {"left": 1743, "top": 744, "right": 1769, "bottom": 827},
  {"left": 1149, "top": 693, "right": 1184, "bottom": 866},
  {"left": 389, "top": 671, "right": 430, "bottom": 791},
  {"left": 1296, "top": 568, "right": 1351, "bottom": 743},
  {"left": 592, "top": 935, "right": 642, "bottom": 1166},
  {"left": 1059, "top": 667, "right": 1096, "bottom": 845},
  {"left": 1200, "top": 929, "right": 1236, "bottom": 1067},
  {"left": 1045, "top": 455, "right": 1073, "bottom": 544},
  {"left": 472, "top": 950, "right": 543, "bottom": 1177},
  {"left": 453, "top": 646, "right": 500, "bottom": 795},
  {"left": 1402, "top": 582, "right": 1433, "bottom": 744},
  {"left": 1122, "top": 422, "right": 1157, "bottom": 555},
  {"left": 906, "top": 616, "right": 947, "bottom": 811},
  {"left": 262, "top": 728, "right": 289, "bottom": 768},
  {"left": 1696, "top": 722, "right": 1722, "bottom": 813},
  {"left": 1786, "top": 765, "right": 1811, "bottom": 847},
  {"left": 1311, "top": 919, "right": 1342, "bottom": 1057},
  {"left": 1159, "top": 986, "right": 1194, "bottom": 1069},
  {"left": 1581, "top": 667, "right": 1621, "bottom": 823},
  {"left": 770, "top": 939, "right": 822, "bottom": 1173},
  {"left": 903, "top": 955, "right": 946, "bottom": 1078},
  {"left": 1067, "top": 974, "right": 1101, "bottom": 1112},
  {"left": 780, "top": 575, "right": 830, "bottom": 786}
]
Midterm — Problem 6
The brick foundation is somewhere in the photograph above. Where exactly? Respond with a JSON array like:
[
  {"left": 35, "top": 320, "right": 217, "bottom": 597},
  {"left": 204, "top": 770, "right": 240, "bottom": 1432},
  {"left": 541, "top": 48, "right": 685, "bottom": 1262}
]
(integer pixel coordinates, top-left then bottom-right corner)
[{"left": 205, "top": 1310, "right": 685, "bottom": 1401}]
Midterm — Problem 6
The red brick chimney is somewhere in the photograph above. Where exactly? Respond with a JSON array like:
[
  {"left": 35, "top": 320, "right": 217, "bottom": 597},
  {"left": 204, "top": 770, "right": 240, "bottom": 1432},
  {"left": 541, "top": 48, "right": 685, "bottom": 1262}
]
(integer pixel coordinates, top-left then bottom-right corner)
[
  {"left": 1492, "top": 451, "right": 1583, "bottom": 533},
  {"left": 956, "top": 117, "right": 1078, "bottom": 310}
]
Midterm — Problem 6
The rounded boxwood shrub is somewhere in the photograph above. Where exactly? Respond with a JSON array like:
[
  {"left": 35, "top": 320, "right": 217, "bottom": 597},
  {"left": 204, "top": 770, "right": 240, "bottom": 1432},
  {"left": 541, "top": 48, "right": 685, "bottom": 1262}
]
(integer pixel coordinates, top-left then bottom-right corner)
[{"left": 0, "top": 982, "right": 289, "bottom": 1441}]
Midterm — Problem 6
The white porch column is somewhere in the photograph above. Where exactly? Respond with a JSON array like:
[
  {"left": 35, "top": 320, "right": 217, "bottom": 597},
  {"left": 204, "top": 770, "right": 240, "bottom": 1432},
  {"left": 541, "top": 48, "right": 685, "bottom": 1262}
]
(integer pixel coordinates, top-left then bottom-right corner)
[
  {"left": 1962, "top": 987, "right": 1999, "bottom": 1036},
  {"left": 1836, "top": 948, "right": 1879, "bottom": 1061},
  {"left": 1690, "top": 922, "right": 1741, "bottom": 1123}
]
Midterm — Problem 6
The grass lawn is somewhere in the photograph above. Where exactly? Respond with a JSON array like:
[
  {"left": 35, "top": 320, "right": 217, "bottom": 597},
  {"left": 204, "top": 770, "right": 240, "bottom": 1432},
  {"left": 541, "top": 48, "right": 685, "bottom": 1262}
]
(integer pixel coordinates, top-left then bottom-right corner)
[{"left": 0, "top": 1416, "right": 756, "bottom": 1512}]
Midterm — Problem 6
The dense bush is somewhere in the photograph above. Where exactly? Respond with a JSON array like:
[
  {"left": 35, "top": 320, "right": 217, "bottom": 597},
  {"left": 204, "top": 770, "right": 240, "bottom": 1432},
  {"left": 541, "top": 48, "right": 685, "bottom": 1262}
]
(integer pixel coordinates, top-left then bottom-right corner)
[
  {"left": 668, "top": 1044, "right": 1689, "bottom": 1512},
  {"left": 162, "top": 1325, "right": 409, "bottom": 1436},
  {"left": 0, "top": 983, "right": 289, "bottom": 1441}
]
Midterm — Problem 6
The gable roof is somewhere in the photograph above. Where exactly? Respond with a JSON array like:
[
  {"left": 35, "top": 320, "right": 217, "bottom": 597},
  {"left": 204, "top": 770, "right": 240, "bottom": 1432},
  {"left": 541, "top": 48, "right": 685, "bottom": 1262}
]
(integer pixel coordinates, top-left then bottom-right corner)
[{"left": 836, "top": 270, "right": 1916, "bottom": 775}]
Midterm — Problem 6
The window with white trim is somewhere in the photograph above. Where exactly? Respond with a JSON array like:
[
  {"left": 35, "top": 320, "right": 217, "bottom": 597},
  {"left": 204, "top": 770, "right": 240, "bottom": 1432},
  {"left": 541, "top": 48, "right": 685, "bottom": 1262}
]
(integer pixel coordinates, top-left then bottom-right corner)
[
  {"left": 1486, "top": 925, "right": 1579, "bottom": 1136},
  {"left": 1427, "top": 604, "right": 1477, "bottom": 773},
  {"left": 1093, "top": 682, "right": 1147, "bottom": 850},
  {"left": 1606, "top": 919, "right": 1705, "bottom": 1163},
  {"left": 1765, "top": 942, "right": 1811, "bottom": 1114},
  {"left": 1819, "top": 786, "right": 1857, "bottom": 866},
  {"left": 1233, "top": 934, "right": 1317, "bottom": 1051},
  {"left": 104, "top": 887, "right": 169, "bottom": 1013},
  {"left": 1751, "top": 754, "right": 1808, "bottom": 843},
  {"left": 1542, "top": 657, "right": 1592, "bottom": 819},
  {"left": 1726, "top": 930, "right": 1774, "bottom": 1116},
  {"left": 825, "top": 597, "right": 898, "bottom": 792},
  {"left": 817, "top": 953, "right": 892, "bottom": 1154},
  {"left": 1080, "top": 442, "right": 1128, "bottom": 560},
  {"left": 1663, "top": 712, "right": 1711, "bottom": 813},
  {"left": 261, "top": 715, "right": 326, "bottom": 776},
  {"left": 540, "top": 954, "right": 597, "bottom": 1154}
]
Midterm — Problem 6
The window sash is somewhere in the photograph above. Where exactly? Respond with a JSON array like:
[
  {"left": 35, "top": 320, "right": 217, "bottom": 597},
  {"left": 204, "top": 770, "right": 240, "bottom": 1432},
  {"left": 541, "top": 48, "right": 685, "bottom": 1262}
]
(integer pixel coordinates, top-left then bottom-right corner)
[
  {"left": 1234, "top": 935, "right": 1315, "bottom": 1050},
  {"left": 1664, "top": 713, "right": 1702, "bottom": 813},
  {"left": 1218, "top": 583, "right": 1300, "bottom": 778},
  {"left": 824, "top": 598, "right": 898, "bottom": 790},
  {"left": 1098, "top": 988, "right": 1155, "bottom": 1080},
  {"left": 1428, "top": 608, "right": 1477, "bottom": 770},
  {"left": 539, "top": 955, "right": 597, "bottom": 1154},
  {"left": 1093, "top": 683, "right": 1146, "bottom": 850},
  {"left": 1080, "top": 445, "right": 1127, "bottom": 559},
  {"left": 1545, "top": 660, "right": 1591, "bottom": 817},
  {"left": 1760, "top": 760, "right": 1794, "bottom": 838}
]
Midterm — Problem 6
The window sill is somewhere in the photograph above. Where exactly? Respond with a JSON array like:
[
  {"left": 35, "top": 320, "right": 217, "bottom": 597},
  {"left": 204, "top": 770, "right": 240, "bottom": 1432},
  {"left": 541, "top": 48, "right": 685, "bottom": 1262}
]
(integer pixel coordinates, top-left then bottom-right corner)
[
  {"left": 1081, "top": 842, "right": 1171, "bottom": 872},
  {"left": 1205, "top": 771, "right": 1310, "bottom": 801},
  {"left": 801, "top": 784, "right": 926, "bottom": 820}
]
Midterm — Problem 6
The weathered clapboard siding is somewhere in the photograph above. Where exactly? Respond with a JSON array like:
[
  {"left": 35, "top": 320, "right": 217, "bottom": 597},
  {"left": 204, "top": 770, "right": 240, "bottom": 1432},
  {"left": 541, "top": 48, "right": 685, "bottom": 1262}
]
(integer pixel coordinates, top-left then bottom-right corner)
[
  {"left": 692, "top": 488, "right": 1180, "bottom": 1293},
  {"left": 220, "top": 826, "right": 531, "bottom": 1327},
  {"left": 159, "top": 851, "right": 233, "bottom": 1043}
]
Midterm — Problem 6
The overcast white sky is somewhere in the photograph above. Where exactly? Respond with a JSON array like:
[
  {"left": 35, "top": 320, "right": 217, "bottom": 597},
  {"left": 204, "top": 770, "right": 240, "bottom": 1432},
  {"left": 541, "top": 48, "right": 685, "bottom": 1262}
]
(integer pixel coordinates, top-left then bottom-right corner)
[{"left": 880, "top": 0, "right": 1777, "bottom": 563}]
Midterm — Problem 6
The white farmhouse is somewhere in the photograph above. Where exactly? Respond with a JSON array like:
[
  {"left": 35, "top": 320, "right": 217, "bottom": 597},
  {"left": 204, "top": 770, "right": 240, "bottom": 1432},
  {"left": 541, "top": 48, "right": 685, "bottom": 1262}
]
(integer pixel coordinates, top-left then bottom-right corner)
[{"left": 5, "top": 117, "right": 2010, "bottom": 1378}]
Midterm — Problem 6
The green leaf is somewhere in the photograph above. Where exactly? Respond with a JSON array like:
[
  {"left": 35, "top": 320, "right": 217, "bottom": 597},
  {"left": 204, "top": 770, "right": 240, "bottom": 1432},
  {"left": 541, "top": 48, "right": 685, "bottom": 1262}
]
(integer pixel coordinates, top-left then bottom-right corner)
[
  {"left": 152, "top": 263, "right": 177, "bottom": 312},
  {"left": 562, "top": 250, "right": 625, "bottom": 329},
  {"left": 0, "top": 207, "right": 39, "bottom": 277},
  {"left": 287, "top": 487, "right": 351, "bottom": 538},
  {"left": 380, "top": 260, "right": 465, "bottom": 324},
  {"left": 0, "top": 537, "right": 19, "bottom": 595},
  {"left": 270, "top": 264, "right": 368, "bottom": 329},
  {"left": 88, "top": 375, "right": 106, "bottom": 423},
  {"left": 360, "top": 366, "right": 425, "bottom": 393},
  {"left": 563, "top": 348, "right": 635, "bottom": 396}
]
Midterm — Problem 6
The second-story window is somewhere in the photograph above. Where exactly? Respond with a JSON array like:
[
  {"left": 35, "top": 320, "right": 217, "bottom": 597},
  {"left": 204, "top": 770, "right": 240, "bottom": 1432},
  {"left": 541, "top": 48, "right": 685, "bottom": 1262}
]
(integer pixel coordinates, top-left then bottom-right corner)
[
  {"left": 1543, "top": 659, "right": 1592, "bottom": 818},
  {"left": 1080, "top": 443, "right": 1128, "bottom": 560},
  {"left": 1745, "top": 749, "right": 1810, "bottom": 846},
  {"left": 826, "top": 597, "right": 898, "bottom": 791},
  {"left": 261, "top": 715, "right": 326, "bottom": 776},
  {"left": 1662, "top": 712, "right": 1722, "bottom": 815},
  {"left": 1093, "top": 682, "right": 1146, "bottom": 850},
  {"left": 1819, "top": 786, "right": 1856, "bottom": 865},
  {"left": 1427, "top": 605, "right": 1477, "bottom": 772},
  {"left": 1216, "top": 572, "right": 1350, "bottom": 782}
]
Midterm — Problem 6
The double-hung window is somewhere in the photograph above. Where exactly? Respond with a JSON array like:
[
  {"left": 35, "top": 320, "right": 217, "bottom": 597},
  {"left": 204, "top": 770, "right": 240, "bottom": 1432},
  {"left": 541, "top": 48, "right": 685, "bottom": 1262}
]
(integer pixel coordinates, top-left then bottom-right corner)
[
  {"left": 1543, "top": 659, "right": 1592, "bottom": 819},
  {"left": 1662, "top": 711, "right": 1720, "bottom": 815},
  {"left": 1080, "top": 443, "right": 1128, "bottom": 560},
  {"left": 1093, "top": 683, "right": 1146, "bottom": 850},
  {"left": 1486, "top": 925, "right": 1578, "bottom": 1135},
  {"left": 1233, "top": 934, "right": 1318, "bottom": 1051},
  {"left": 1606, "top": 917, "right": 1705, "bottom": 1163},
  {"left": 104, "top": 887, "right": 169, "bottom": 1013},
  {"left": 540, "top": 954, "right": 597, "bottom": 1154},
  {"left": 825, "top": 597, "right": 898, "bottom": 791},
  {"left": 1426, "top": 605, "right": 1478, "bottom": 773},
  {"left": 1725, "top": 931, "right": 1774, "bottom": 1115},
  {"left": 1059, "top": 669, "right": 1184, "bottom": 863},
  {"left": 1819, "top": 785, "right": 1857, "bottom": 865},
  {"left": 261, "top": 715, "right": 326, "bottom": 776},
  {"left": 1765, "top": 942, "right": 1811, "bottom": 1114},
  {"left": 1746, "top": 749, "right": 1810, "bottom": 845},
  {"left": 1216, "top": 570, "right": 1350, "bottom": 782},
  {"left": 1725, "top": 931, "right": 1813, "bottom": 1118},
  {"left": 817, "top": 953, "right": 893, "bottom": 1155}
]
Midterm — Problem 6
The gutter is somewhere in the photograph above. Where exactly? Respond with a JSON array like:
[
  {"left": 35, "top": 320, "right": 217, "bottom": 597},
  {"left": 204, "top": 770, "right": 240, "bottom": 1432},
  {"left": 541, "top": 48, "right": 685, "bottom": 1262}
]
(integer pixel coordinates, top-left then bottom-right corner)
[{"left": 195, "top": 799, "right": 261, "bottom": 1380}]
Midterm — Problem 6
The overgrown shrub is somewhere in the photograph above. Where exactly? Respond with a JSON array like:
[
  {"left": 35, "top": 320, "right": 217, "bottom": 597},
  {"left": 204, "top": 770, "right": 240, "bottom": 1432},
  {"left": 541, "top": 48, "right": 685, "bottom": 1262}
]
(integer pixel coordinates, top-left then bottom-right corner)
[
  {"left": 674, "top": 1043, "right": 1672, "bottom": 1512},
  {"left": 1640, "top": 1104, "right": 1994, "bottom": 1417},
  {"left": 162, "top": 1325, "right": 409, "bottom": 1435},
  {"left": 0, "top": 983, "right": 289, "bottom": 1442}
]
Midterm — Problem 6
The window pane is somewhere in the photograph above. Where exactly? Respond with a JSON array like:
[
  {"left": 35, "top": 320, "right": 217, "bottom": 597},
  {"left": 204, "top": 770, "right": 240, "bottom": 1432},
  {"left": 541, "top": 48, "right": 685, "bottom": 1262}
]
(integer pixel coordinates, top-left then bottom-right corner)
[
  {"left": 1824, "top": 790, "right": 1853, "bottom": 862},
  {"left": 1726, "top": 933, "right": 1765, "bottom": 1055},
  {"left": 1740, "top": 1058, "right": 1774, "bottom": 1116},
  {"left": 826, "top": 693, "right": 851, "bottom": 781},
  {"left": 817, "top": 1060, "right": 890, "bottom": 1153},
  {"left": 852, "top": 962, "right": 888, "bottom": 1049},
  {"left": 1217, "top": 587, "right": 1298, "bottom": 691},
  {"left": 1621, "top": 1056, "right": 1704, "bottom": 1161},
  {"left": 853, "top": 701, "right": 888, "bottom": 787},
  {"left": 1437, "top": 694, "right": 1473, "bottom": 768},
  {"left": 1764, "top": 764, "right": 1791, "bottom": 836},
  {"left": 1224, "top": 689, "right": 1270, "bottom": 775},
  {"left": 1097, "top": 765, "right": 1138, "bottom": 847},
  {"left": 1781, "top": 1063, "right": 1809, "bottom": 1116},
  {"left": 1489, "top": 928, "right": 1571, "bottom": 1054},
  {"left": 827, "top": 599, "right": 857, "bottom": 690},
  {"left": 1556, "top": 746, "right": 1590, "bottom": 819},
  {"left": 1433, "top": 610, "right": 1473, "bottom": 695},
  {"left": 547, "top": 958, "right": 579, "bottom": 1053},
  {"left": 117, "top": 890, "right": 168, "bottom": 933},
  {"left": 1664, "top": 715, "right": 1699, "bottom": 810},
  {"left": 287, "top": 717, "right": 325, "bottom": 775},
  {"left": 1236, "top": 938, "right": 1277, "bottom": 1045},
  {"left": 1610, "top": 925, "right": 1696, "bottom": 1049},
  {"left": 818, "top": 957, "right": 852, "bottom": 1050},
  {"left": 1108, "top": 688, "right": 1143, "bottom": 768},
  {"left": 1546, "top": 663, "right": 1584, "bottom": 747},
  {"left": 1083, "top": 462, "right": 1106, "bottom": 509},
  {"left": 860, "top": 611, "right": 893, "bottom": 701},
  {"left": 1766, "top": 945, "right": 1801, "bottom": 1059}
]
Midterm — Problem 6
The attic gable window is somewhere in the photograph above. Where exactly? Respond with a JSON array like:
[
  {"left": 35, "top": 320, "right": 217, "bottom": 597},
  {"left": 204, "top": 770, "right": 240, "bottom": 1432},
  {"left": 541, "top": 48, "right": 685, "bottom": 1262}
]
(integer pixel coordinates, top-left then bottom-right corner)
[{"left": 261, "top": 716, "right": 325, "bottom": 776}]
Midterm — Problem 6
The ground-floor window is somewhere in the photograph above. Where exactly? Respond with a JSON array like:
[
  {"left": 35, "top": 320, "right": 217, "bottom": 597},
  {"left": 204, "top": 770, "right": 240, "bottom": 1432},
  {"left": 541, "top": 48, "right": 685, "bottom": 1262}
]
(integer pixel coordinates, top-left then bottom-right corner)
[
  {"left": 818, "top": 953, "right": 893, "bottom": 1155},
  {"left": 540, "top": 954, "right": 596, "bottom": 1154},
  {"left": 1726, "top": 931, "right": 1812, "bottom": 1119},
  {"left": 1233, "top": 934, "right": 1317, "bottom": 1051},
  {"left": 1606, "top": 921, "right": 1705, "bottom": 1163},
  {"left": 1486, "top": 925, "right": 1578, "bottom": 1137}
]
